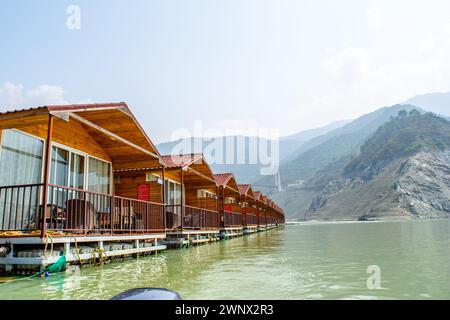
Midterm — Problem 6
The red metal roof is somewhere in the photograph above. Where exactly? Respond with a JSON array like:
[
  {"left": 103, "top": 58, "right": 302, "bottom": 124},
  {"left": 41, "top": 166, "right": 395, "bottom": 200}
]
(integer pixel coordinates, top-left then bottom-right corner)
[
  {"left": 0, "top": 102, "right": 161, "bottom": 159},
  {"left": 161, "top": 153, "right": 203, "bottom": 168},
  {"left": 237, "top": 184, "right": 255, "bottom": 200},
  {"left": 260, "top": 194, "right": 268, "bottom": 204},
  {"left": 237, "top": 184, "right": 250, "bottom": 195},
  {"left": 0, "top": 102, "right": 128, "bottom": 116},
  {"left": 46, "top": 102, "right": 128, "bottom": 113},
  {"left": 213, "top": 173, "right": 234, "bottom": 186}
]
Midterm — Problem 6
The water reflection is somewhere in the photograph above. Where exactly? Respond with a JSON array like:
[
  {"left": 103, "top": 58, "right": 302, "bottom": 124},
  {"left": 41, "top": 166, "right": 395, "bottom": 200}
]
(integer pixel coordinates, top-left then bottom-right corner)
[{"left": 1, "top": 221, "right": 450, "bottom": 300}]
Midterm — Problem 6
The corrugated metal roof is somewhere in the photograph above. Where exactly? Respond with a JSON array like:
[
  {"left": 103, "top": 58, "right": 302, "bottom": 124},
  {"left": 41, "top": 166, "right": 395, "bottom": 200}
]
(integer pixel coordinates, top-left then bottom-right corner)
[
  {"left": 213, "top": 173, "right": 234, "bottom": 186},
  {"left": 46, "top": 102, "right": 128, "bottom": 112},
  {"left": 0, "top": 102, "right": 128, "bottom": 116},
  {"left": 0, "top": 102, "right": 162, "bottom": 161},
  {"left": 237, "top": 184, "right": 250, "bottom": 195},
  {"left": 0, "top": 106, "right": 47, "bottom": 115},
  {"left": 161, "top": 154, "right": 203, "bottom": 169}
]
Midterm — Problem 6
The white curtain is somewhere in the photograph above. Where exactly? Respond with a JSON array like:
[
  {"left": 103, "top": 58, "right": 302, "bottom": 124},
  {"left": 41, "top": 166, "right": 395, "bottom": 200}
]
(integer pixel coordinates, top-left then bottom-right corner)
[
  {"left": 88, "top": 157, "right": 111, "bottom": 195},
  {"left": 0, "top": 130, "right": 43, "bottom": 230},
  {"left": 0, "top": 129, "right": 43, "bottom": 186}
]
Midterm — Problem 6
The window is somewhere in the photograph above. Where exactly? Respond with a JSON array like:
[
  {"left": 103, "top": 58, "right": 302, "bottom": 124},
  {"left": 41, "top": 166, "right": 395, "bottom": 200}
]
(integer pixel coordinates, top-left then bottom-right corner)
[
  {"left": 225, "top": 197, "right": 236, "bottom": 204},
  {"left": 49, "top": 143, "right": 111, "bottom": 195},
  {"left": 70, "top": 153, "right": 85, "bottom": 189},
  {"left": 197, "top": 189, "right": 215, "bottom": 198},
  {"left": 164, "top": 179, "right": 182, "bottom": 205},
  {"left": 88, "top": 157, "right": 111, "bottom": 195},
  {"left": 0, "top": 129, "right": 44, "bottom": 186},
  {"left": 49, "top": 146, "right": 69, "bottom": 187}
]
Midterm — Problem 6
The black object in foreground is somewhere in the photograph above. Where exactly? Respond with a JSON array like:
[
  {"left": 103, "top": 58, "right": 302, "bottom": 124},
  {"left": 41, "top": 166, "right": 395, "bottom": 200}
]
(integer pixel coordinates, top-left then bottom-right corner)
[{"left": 110, "top": 288, "right": 182, "bottom": 300}]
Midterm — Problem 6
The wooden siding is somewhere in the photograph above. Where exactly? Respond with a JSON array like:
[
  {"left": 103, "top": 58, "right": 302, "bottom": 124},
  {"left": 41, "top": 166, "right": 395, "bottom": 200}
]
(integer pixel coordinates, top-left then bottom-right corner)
[
  {"left": 114, "top": 173, "right": 163, "bottom": 204},
  {"left": 8, "top": 117, "right": 111, "bottom": 162}
]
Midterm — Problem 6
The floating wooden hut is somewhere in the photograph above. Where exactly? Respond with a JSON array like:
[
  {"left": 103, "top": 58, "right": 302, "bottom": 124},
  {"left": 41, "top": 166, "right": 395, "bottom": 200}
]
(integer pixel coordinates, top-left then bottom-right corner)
[
  {"left": 213, "top": 173, "right": 243, "bottom": 238},
  {"left": 0, "top": 103, "right": 166, "bottom": 272},
  {"left": 159, "top": 153, "right": 220, "bottom": 246},
  {"left": 237, "top": 184, "right": 258, "bottom": 234},
  {"left": 0, "top": 103, "right": 286, "bottom": 274}
]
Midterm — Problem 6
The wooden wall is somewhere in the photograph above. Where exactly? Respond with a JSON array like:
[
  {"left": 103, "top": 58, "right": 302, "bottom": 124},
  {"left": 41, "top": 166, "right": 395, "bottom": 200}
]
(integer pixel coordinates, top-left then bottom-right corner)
[
  {"left": 115, "top": 172, "right": 163, "bottom": 204},
  {"left": 184, "top": 188, "right": 218, "bottom": 211},
  {"left": 13, "top": 117, "right": 111, "bottom": 162}
]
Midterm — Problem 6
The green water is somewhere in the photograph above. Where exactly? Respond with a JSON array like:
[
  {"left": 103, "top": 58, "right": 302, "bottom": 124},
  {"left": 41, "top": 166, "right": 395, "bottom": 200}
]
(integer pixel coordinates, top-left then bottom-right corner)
[{"left": 1, "top": 219, "right": 450, "bottom": 300}]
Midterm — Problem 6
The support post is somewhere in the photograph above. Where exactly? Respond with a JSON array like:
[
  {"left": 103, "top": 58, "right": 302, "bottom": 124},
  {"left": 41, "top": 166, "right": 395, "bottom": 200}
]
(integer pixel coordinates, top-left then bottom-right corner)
[
  {"left": 162, "top": 167, "right": 166, "bottom": 230},
  {"left": 180, "top": 168, "right": 184, "bottom": 232},
  {"left": 41, "top": 115, "right": 54, "bottom": 238}
]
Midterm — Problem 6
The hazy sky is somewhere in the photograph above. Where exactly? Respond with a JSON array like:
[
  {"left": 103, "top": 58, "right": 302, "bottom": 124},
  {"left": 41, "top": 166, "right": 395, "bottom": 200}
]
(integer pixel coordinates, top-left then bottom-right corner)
[{"left": 1, "top": 0, "right": 450, "bottom": 142}]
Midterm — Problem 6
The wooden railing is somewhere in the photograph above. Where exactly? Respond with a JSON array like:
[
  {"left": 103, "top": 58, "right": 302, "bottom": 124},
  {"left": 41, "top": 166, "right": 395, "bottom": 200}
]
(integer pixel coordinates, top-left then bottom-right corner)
[
  {"left": 245, "top": 214, "right": 258, "bottom": 226},
  {"left": 1, "top": 184, "right": 272, "bottom": 234},
  {"left": 184, "top": 205, "right": 219, "bottom": 229},
  {"left": 0, "top": 184, "right": 44, "bottom": 232},
  {"left": 223, "top": 211, "right": 243, "bottom": 227},
  {"left": 47, "top": 185, "right": 165, "bottom": 234},
  {"left": 165, "top": 204, "right": 219, "bottom": 230},
  {"left": 0, "top": 184, "right": 165, "bottom": 234}
]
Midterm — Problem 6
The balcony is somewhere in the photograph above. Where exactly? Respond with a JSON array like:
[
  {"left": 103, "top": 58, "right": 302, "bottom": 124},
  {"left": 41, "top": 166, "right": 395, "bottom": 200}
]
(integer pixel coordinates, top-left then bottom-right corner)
[
  {"left": 165, "top": 204, "right": 219, "bottom": 230},
  {"left": 0, "top": 184, "right": 165, "bottom": 235}
]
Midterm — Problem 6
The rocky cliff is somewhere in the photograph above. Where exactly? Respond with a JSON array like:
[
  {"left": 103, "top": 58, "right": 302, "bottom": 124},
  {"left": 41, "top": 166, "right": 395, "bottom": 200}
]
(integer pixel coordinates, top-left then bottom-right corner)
[
  {"left": 304, "top": 111, "right": 450, "bottom": 221},
  {"left": 305, "top": 151, "right": 450, "bottom": 221}
]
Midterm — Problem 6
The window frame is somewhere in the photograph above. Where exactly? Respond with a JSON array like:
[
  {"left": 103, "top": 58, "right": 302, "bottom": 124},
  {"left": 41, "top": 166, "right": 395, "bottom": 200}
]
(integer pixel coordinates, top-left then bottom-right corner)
[
  {"left": 0, "top": 128, "right": 46, "bottom": 186},
  {"left": 47, "top": 140, "right": 113, "bottom": 194}
]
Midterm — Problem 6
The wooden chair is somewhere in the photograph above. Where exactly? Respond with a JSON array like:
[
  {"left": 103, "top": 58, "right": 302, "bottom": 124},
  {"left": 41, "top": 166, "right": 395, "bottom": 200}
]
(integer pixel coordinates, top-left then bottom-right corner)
[{"left": 65, "top": 199, "right": 97, "bottom": 234}]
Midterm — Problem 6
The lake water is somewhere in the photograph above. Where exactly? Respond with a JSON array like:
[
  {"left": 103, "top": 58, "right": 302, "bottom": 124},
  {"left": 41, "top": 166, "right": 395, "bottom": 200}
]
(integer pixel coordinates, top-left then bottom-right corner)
[{"left": 1, "top": 219, "right": 449, "bottom": 300}]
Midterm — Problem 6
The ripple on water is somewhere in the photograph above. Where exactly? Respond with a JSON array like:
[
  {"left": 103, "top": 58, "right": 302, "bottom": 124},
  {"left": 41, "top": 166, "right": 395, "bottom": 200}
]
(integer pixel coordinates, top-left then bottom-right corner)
[{"left": 1, "top": 221, "right": 450, "bottom": 300}]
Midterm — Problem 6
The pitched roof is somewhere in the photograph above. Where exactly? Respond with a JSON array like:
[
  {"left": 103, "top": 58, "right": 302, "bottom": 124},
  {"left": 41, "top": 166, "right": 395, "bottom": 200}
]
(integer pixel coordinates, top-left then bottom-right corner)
[
  {"left": 0, "top": 102, "right": 163, "bottom": 170},
  {"left": 0, "top": 102, "right": 129, "bottom": 115},
  {"left": 237, "top": 184, "right": 250, "bottom": 195},
  {"left": 237, "top": 184, "right": 255, "bottom": 200},
  {"left": 260, "top": 194, "right": 268, "bottom": 204},
  {"left": 213, "top": 173, "right": 233, "bottom": 186},
  {"left": 213, "top": 173, "right": 239, "bottom": 193},
  {"left": 161, "top": 153, "right": 203, "bottom": 169}
]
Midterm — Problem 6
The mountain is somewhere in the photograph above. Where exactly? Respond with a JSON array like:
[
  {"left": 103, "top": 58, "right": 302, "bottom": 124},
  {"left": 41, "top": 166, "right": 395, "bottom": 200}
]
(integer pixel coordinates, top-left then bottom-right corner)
[
  {"left": 157, "top": 136, "right": 263, "bottom": 182},
  {"left": 305, "top": 111, "right": 450, "bottom": 221},
  {"left": 156, "top": 121, "right": 349, "bottom": 183},
  {"left": 282, "top": 120, "right": 350, "bottom": 142},
  {"left": 406, "top": 92, "right": 450, "bottom": 117},
  {"left": 266, "top": 104, "right": 421, "bottom": 189}
]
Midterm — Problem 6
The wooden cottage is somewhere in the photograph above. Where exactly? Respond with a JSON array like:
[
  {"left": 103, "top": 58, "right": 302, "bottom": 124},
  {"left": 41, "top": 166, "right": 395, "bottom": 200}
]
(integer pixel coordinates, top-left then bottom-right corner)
[
  {"left": 213, "top": 173, "right": 243, "bottom": 236},
  {"left": 160, "top": 154, "right": 219, "bottom": 231},
  {"left": 237, "top": 184, "right": 258, "bottom": 233},
  {"left": 0, "top": 103, "right": 167, "bottom": 270}
]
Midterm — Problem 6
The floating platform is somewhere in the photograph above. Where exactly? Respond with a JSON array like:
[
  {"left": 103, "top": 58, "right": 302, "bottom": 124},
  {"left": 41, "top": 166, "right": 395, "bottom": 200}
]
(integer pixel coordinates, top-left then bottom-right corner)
[
  {"left": 220, "top": 227, "right": 244, "bottom": 239},
  {"left": 243, "top": 226, "right": 259, "bottom": 235},
  {"left": 0, "top": 234, "right": 166, "bottom": 274},
  {"left": 163, "top": 230, "right": 221, "bottom": 248}
]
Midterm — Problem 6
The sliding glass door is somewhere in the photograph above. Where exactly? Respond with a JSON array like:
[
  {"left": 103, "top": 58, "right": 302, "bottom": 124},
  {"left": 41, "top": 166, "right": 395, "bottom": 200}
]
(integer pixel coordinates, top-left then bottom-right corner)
[
  {"left": 0, "top": 129, "right": 44, "bottom": 230},
  {"left": 70, "top": 153, "right": 85, "bottom": 190},
  {"left": 0, "top": 129, "right": 44, "bottom": 186},
  {"left": 88, "top": 157, "right": 111, "bottom": 195}
]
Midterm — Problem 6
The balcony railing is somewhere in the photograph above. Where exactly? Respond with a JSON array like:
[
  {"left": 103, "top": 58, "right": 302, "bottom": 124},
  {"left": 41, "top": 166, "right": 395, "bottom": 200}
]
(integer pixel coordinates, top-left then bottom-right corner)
[
  {"left": 0, "top": 184, "right": 165, "bottom": 234},
  {"left": 1, "top": 184, "right": 272, "bottom": 235},
  {"left": 165, "top": 204, "right": 219, "bottom": 230},
  {"left": 245, "top": 214, "right": 258, "bottom": 226},
  {"left": 223, "top": 211, "right": 243, "bottom": 227},
  {"left": 0, "top": 183, "right": 44, "bottom": 232}
]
